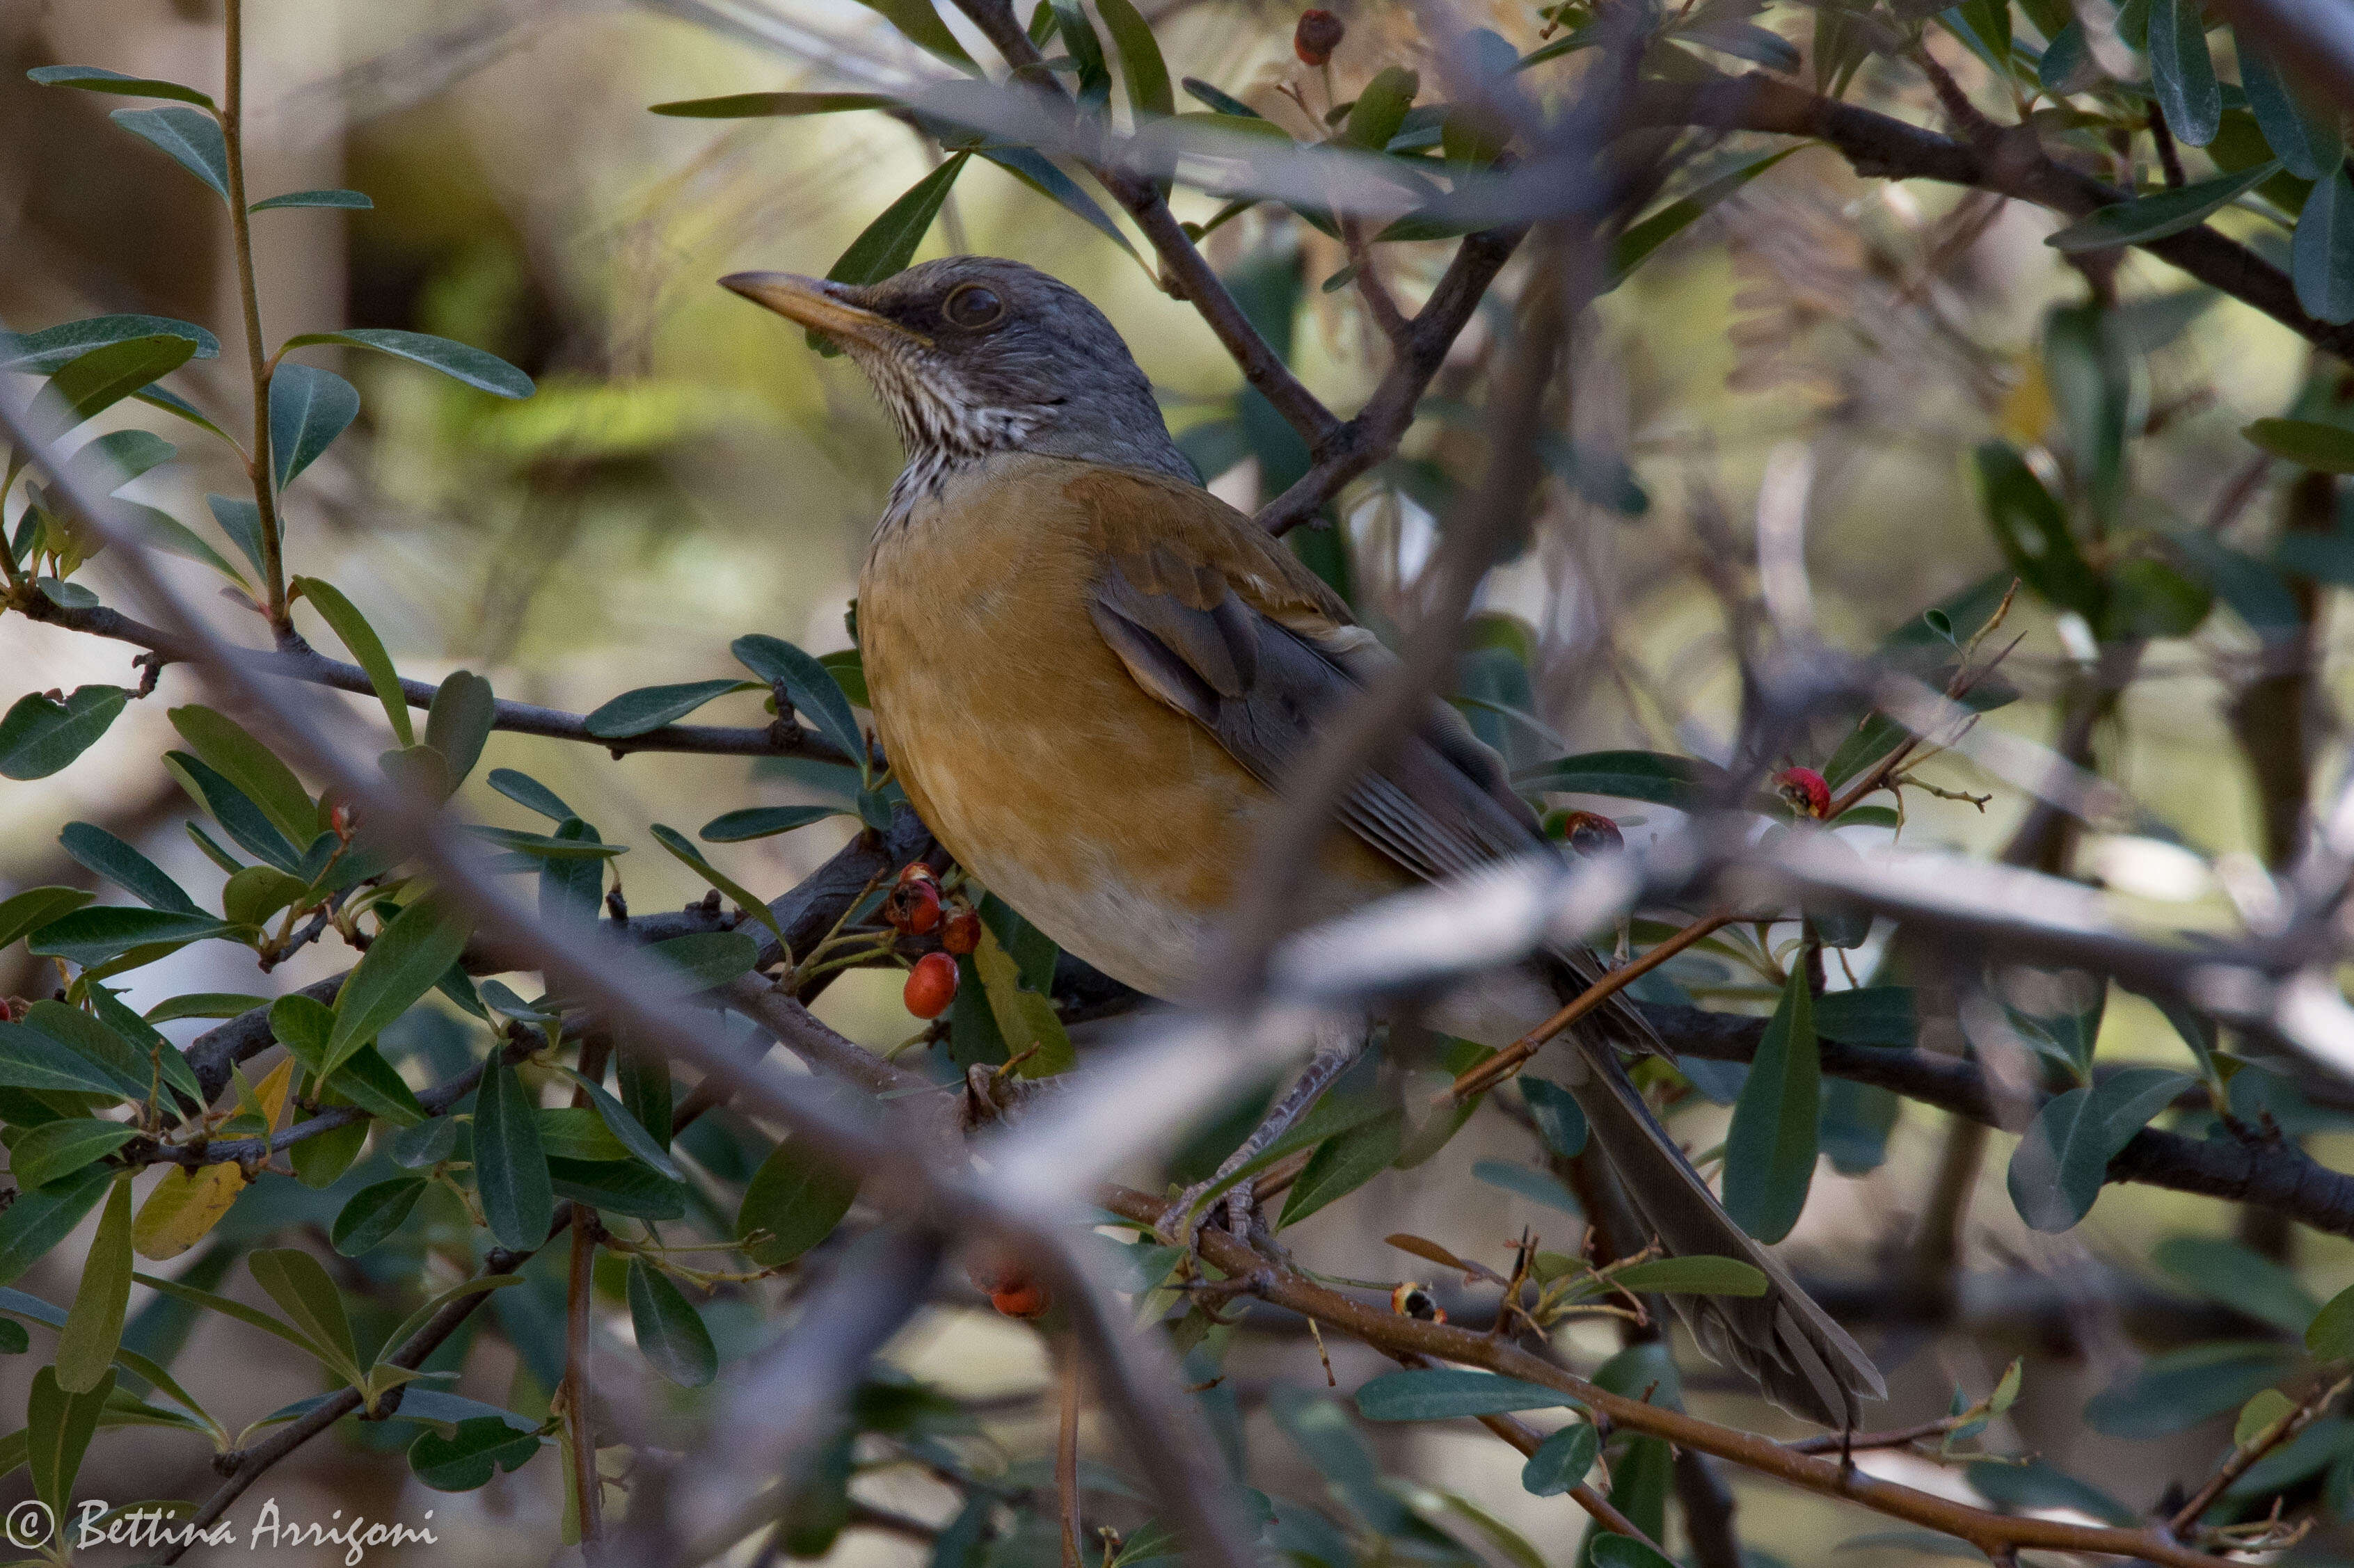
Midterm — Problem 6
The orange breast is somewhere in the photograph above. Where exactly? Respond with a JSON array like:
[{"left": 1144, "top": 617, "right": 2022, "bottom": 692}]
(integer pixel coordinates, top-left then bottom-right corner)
[{"left": 857, "top": 452, "right": 1405, "bottom": 999}]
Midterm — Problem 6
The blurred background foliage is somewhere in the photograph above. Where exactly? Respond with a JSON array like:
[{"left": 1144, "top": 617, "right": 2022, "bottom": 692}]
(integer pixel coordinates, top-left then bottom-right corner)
[{"left": 6, "top": 0, "right": 2354, "bottom": 1564}]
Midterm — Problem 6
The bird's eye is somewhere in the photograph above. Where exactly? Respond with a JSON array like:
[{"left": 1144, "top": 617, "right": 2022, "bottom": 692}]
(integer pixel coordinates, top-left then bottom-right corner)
[{"left": 943, "top": 283, "right": 1005, "bottom": 329}]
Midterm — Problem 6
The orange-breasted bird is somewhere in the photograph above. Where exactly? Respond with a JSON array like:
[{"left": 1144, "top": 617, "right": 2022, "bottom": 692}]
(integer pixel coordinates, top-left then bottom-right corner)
[{"left": 722, "top": 257, "right": 1884, "bottom": 1427}]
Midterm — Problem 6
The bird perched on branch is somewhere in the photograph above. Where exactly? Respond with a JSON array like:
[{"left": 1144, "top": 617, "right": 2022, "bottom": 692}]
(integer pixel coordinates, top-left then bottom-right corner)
[{"left": 722, "top": 256, "right": 1883, "bottom": 1427}]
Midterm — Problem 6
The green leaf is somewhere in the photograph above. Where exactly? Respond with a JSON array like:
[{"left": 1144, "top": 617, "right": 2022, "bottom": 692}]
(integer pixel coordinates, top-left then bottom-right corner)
[
  {"left": 246, "top": 1248, "right": 361, "bottom": 1379},
  {"left": 409, "top": 1416, "right": 541, "bottom": 1491},
  {"left": 9, "top": 1120, "right": 138, "bottom": 1191},
  {"left": 2236, "top": 31, "right": 2344, "bottom": 182},
  {"left": 0, "top": 1021, "right": 137, "bottom": 1098},
  {"left": 1470, "top": 1159, "right": 1582, "bottom": 1215},
  {"left": 1723, "top": 967, "right": 1818, "bottom": 1243},
  {"left": 0, "top": 314, "right": 218, "bottom": 374},
  {"left": 63, "top": 428, "right": 177, "bottom": 494},
  {"left": 24, "top": 907, "right": 228, "bottom": 972},
  {"left": 27, "top": 334, "right": 196, "bottom": 441},
  {"left": 2154, "top": 1235, "right": 2321, "bottom": 1333},
  {"left": 0, "top": 888, "right": 93, "bottom": 950},
  {"left": 558, "top": 1068, "right": 684, "bottom": 1181},
  {"left": 1813, "top": 986, "right": 1917, "bottom": 1046},
  {"left": 1520, "top": 1420, "right": 1599, "bottom": 1496},
  {"left": 1094, "top": 0, "right": 1172, "bottom": 118},
  {"left": 248, "top": 188, "right": 372, "bottom": 211},
  {"left": 328, "top": 1178, "right": 426, "bottom": 1257},
  {"left": 2309, "top": 1281, "right": 2354, "bottom": 1361},
  {"left": 109, "top": 106, "right": 229, "bottom": 198},
  {"left": 328, "top": 897, "right": 473, "bottom": 1078},
  {"left": 56, "top": 1177, "right": 133, "bottom": 1392},
  {"left": 28, "top": 65, "right": 216, "bottom": 108},
  {"left": 1355, "top": 1368, "right": 1574, "bottom": 1421},
  {"left": 271, "top": 994, "right": 427, "bottom": 1126},
  {"left": 582, "top": 678, "right": 756, "bottom": 739},
  {"left": 1278, "top": 1109, "right": 1404, "bottom": 1228},
  {"left": 1610, "top": 1256, "right": 1767, "bottom": 1296},
  {"left": 1344, "top": 66, "right": 1419, "bottom": 150},
  {"left": 548, "top": 1157, "right": 686, "bottom": 1220},
  {"left": 649, "top": 90, "right": 899, "bottom": 117},
  {"left": 2085, "top": 1341, "right": 2297, "bottom": 1438},
  {"left": 292, "top": 576, "right": 413, "bottom": 744},
  {"left": 2046, "top": 161, "right": 2280, "bottom": 252},
  {"left": 2148, "top": 0, "right": 2219, "bottom": 147},
  {"left": 648, "top": 826, "right": 784, "bottom": 941},
  {"left": 1048, "top": 0, "right": 1112, "bottom": 102},
  {"left": 206, "top": 494, "right": 267, "bottom": 577},
  {"left": 268, "top": 362, "right": 360, "bottom": 488},
  {"left": 1964, "top": 1457, "right": 2137, "bottom": 1526},
  {"left": 1181, "top": 77, "right": 1260, "bottom": 118},
  {"left": 969, "top": 922, "right": 1074, "bottom": 1078},
  {"left": 2007, "top": 1066, "right": 2190, "bottom": 1231},
  {"left": 626, "top": 1259, "right": 717, "bottom": 1387},
  {"left": 142, "top": 991, "right": 264, "bottom": 1024},
  {"left": 1520, "top": 1078, "right": 1587, "bottom": 1158},
  {"left": 699, "top": 806, "right": 843, "bottom": 842},
  {"left": 973, "top": 146, "right": 1143, "bottom": 264},
  {"left": 58, "top": 822, "right": 200, "bottom": 915},
  {"left": 486, "top": 767, "right": 576, "bottom": 822},
  {"left": 162, "top": 751, "right": 302, "bottom": 873},
  {"left": 1974, "top": 440, "right": 2104, "bottom": 618},
  {"left": 2244, "top": 416, "right": 2354, "bottom": 472},
  {"left": 2295, "top": 170, "right": 2354, "bottom": 325},
  {"left": 736, "top": 1137, "right": 858, "bottom": 1267},
  {"left": 824, "top": 153, "right": 972, "bottom": 303},
  {"left": 424, "top": 671, "right": 495, "bottom": 790},
  {"left": 26, "top": 1365, "right": 113, "bottom": 1521},
  {"left": 473, "top": 1055, "right": 553, "bottom": 1251},
  {"left": 167, "top": 704, "right": 315, "bottom": 849},
  {"left": 1589, "top": 1537, "right": 1676, "bottom": 1568},
  {"left": 2235, "top": 1386, "right": 2296, "bottom": 1448},
  {"left": 731, "top": 634, "right": 868, "bottom": 767},
  {"left": 282, "top": 328, "right": 532, "bottom": 399},
  {"left": 853, "top": 0, "right": 979, "bottom": 72},
  {"left": 112, "top": 501, "right": 249, "bottom": 585},
  {"left": 1605, "top": 147, "right": 1797, "bottom": 289},
  {"left": 378, "top": 1274, "right": 525, "bottom": 1358},
  {"left": 0, "top": 1167, "right": 113, "bottom": 1286},
  {"left": 26, "top": 1000, "right": 160, "bottom": 1101},
  {"left": 1511, "top": 749, "right": 1726, "bottom": 808}
]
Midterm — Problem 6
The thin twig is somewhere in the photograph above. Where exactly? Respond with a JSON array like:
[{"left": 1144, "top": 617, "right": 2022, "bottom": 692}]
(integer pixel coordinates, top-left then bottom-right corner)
[{"left": 2168, "top": 1374, "right": 2351, "bottom": 1535}]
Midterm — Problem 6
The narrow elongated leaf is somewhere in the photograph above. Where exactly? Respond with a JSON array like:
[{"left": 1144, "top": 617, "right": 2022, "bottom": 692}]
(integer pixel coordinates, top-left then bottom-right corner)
[
  {"left": 2244, "top": 416, "right": 2354, "bottom": 472},
  {"left": 1520, "top": 1421, "right": 1598, "bottom": 1496},
  {"left": 1344, "top": 66, "right": 1419, "bottom": 150},
  {"left": 1813, "top": 986, "right": 1917, "bottom": 1046},
  {"left": 26, "top": 1365, "right": 113, "bottom": 1521},
  {"left": 281, "top": 329, "right": 532, "bottom": 399},
  {"left": 292, "top": 577, "right": 413, "bottom": 744},
  {"left": 55, "top": 1177, "right": 134, "bottom": 1391},
  {"left": 1470, "top": 1158, "right": 1582, "bottom": 1214},
  {"left": 25, "top": 1001, "right": 156, "bottom": 1100},
  {"left": 0, "top": 1166, "right": 113, "bottom": 1285},
  {"left": 161, "top": 751, "right": 302, "bottom": 873},
  {"left": 699, "top": 805, "right": 843, "bottom": 841},
  {"left": 736, "top": 1137, "right": 858, "bottom": 1266},
  {"left": 268, "top": 362, "right": 360, "bottom": 488},
  {"left": 168, "top": 705, "right": 315, "bottom": 848},
  {"left": 648, "top": 826, "right": 784, "bottom": 939},
  {"left": 854, "top": 0, "right": 978, "bottom": 70},
  {"left": 487, "top": 767, "right": 577, "bottom": 822},
  {"left": 249, "top": 188, "right": 373, "bottom": 211},
  {"left": 2237, "top": 31, "right": 2344, "bottom": 182},
  {"left": 1511, "top": 749, "right": 1726, "bottom": 808},
  {"left": 29, "top": 65, "right": 216, "bottom": 108},
  {"left": 582, "top": 679, "right": 756, "bottom": 739},
  {"left": 1094, "top": 0, "right": 1172, "bottom": 118},
  {"left": 424, "top": 671, "right": 495, "bottom": 789},
  {"left": 271, "top": 993, "right": 427, "bottom": 1125},
  {"left": 206, "top": 494, "right": 267, "bottom": 577},
  {"left": 2148, "top": 0, "right": 2219, "bottom": 147},
  {"left": 109, "top": 106, "right": 228, "bottom": 198},
  {"left": 24, "top": 906, "right": 228, "bottom": 971},
  {"left": 0, "top": 1021, "right": 138, "bottom": 1097},
  {"left": 1278, "top": 1110, "right": 1404, "bottom": 1228},
  {"left": 63, "top": 429, "right": 177, "bottom": 494},
  {"left": 1975, "top": 440, "right": 2104, "bottom": 617},
  {"left": 1965, "top": 1457, "right": 2138, "bottom": 1526},
  {"left": 113, "top": 501, "right": 248, "bottom": 584},
  {"left": 559, "top": 1068, "right": 685, "bottom": 1180},
  {"left": 58, "top": 822, "right": 200, "bottom": 915},
  {"left": 1605, "top": 147, "right": 1796, "bottom": 288},
  {"left": 473, "top": 1055, "right": 554, "bottom": 1251},
  {"left": 1355, "top": 1368, "right": 1574, "bottom": 1421},
  {"left": 2155, "top": 1235, "right": 2320, "bottom": 1334},
  {"left": 968, "top": 922, "right": 1074, "bottom": 1077},
  {"left": 327, "top": 898, "right": 473, "bottom": 1077},
  {"left": 1610, "top": 1256, "right": 1767, "bottom": 1296},
  {"left": 537, "top": 819, "right": 607, "bottom": 930},
  {"left": 247, "top": 1248, "right": 360, "bottom": 1379},
  {"left": 2295, "top": 170, "right": 2354, "bottom": 326},
  {"left": 649, "top": 91, "right": 898, "bottom": 117},
  {"left": 1520, "top": 1078, "right": 1588, "bottom": 1158},
  {"left": 28, "top": 335, "right": 196, "bottom": 441},
  {"left": 7, "top": 1121, "right": 137, "bottom": 1192},
  {"left": 0, "top": 888, "right": 93, "bottom": 950},
  {"left": 827, "top": 153, "right": 971, "bottom": 292},
  {"left": 2046, "top": 161, "right": 2280, "bottom": 252},
  {"left": 1723, "top": 968, "right": 1818, "bottom": 1242},
  {"left": 627, "top": 1260, "right": 717, "bottom": 1386},
  {"left": 731, "top": 634, "right": 867, "bottom": 765},
  {"left": 2084, "top": 1341, "right": 2297, "bottom": 1437},
  {"left": 0, "top": 314, "right": 218, "bottom": 374}
]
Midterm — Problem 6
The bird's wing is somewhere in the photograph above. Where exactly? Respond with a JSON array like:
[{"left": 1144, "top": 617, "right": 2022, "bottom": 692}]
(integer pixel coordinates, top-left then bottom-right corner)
[{"left": 1068, "top": 465, "right": 1543, "bottom": 886}]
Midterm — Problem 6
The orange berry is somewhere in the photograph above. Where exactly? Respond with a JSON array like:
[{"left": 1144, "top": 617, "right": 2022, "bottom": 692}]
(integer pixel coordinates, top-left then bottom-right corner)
[
  {"left": 941, "top": 904, "right": 981, "bottom": 955},
  {"left": 905, "top": 951, "right": 958, "bottom": 1018},
  {"left": 1777, "top": 767, "right": 1831, "bottom": 820},
  {"left": 1294, "top": 8, "right": 1344, "bottom": 65},
  {"left": 992, "top": 1279, "right": 1051, "bottom": 1318}
]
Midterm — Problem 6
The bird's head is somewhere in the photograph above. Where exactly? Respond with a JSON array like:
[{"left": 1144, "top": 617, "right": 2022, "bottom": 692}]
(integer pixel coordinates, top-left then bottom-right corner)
[{"left": 721, "top": 256, "right": 1191, "bottom": 490}]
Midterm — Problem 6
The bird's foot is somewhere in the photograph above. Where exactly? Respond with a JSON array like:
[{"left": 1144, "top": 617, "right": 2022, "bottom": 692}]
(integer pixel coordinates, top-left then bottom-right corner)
[{"left": 1159, "top": 1175, "right": 1259, "bottom": 1254}]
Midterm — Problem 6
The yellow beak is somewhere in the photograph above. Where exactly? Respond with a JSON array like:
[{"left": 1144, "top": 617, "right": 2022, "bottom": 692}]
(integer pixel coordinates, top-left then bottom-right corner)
[{"left": 719, "top": 271, "right": 925, "bottom": 352}]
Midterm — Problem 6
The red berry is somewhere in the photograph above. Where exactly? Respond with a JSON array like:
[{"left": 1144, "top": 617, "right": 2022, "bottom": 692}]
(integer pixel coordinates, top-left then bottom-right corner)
[
  {"left": 1294, "top": 8, "right": 1344, "bottom": 65},
  {"left": 905, "top": 951, "right": 959, "bottom": 1018},
  {"left": 896, "top": 862, "right": 939, "bottom": 887},
  {"left": 941, "top": 904, "right": 981, "bottom": 955},
  {"left": 887, "top": 879, "right": 942, "bottom": 935},
  {"left": 992, "top": 1280, "right": 1051, "bottom": 1318},
  {"left": 1559, "top": 810, "right": 1623, "bottom": 856},
  {"left": 1778, "top": 767, "right": 1831, "bottom": 820}
]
